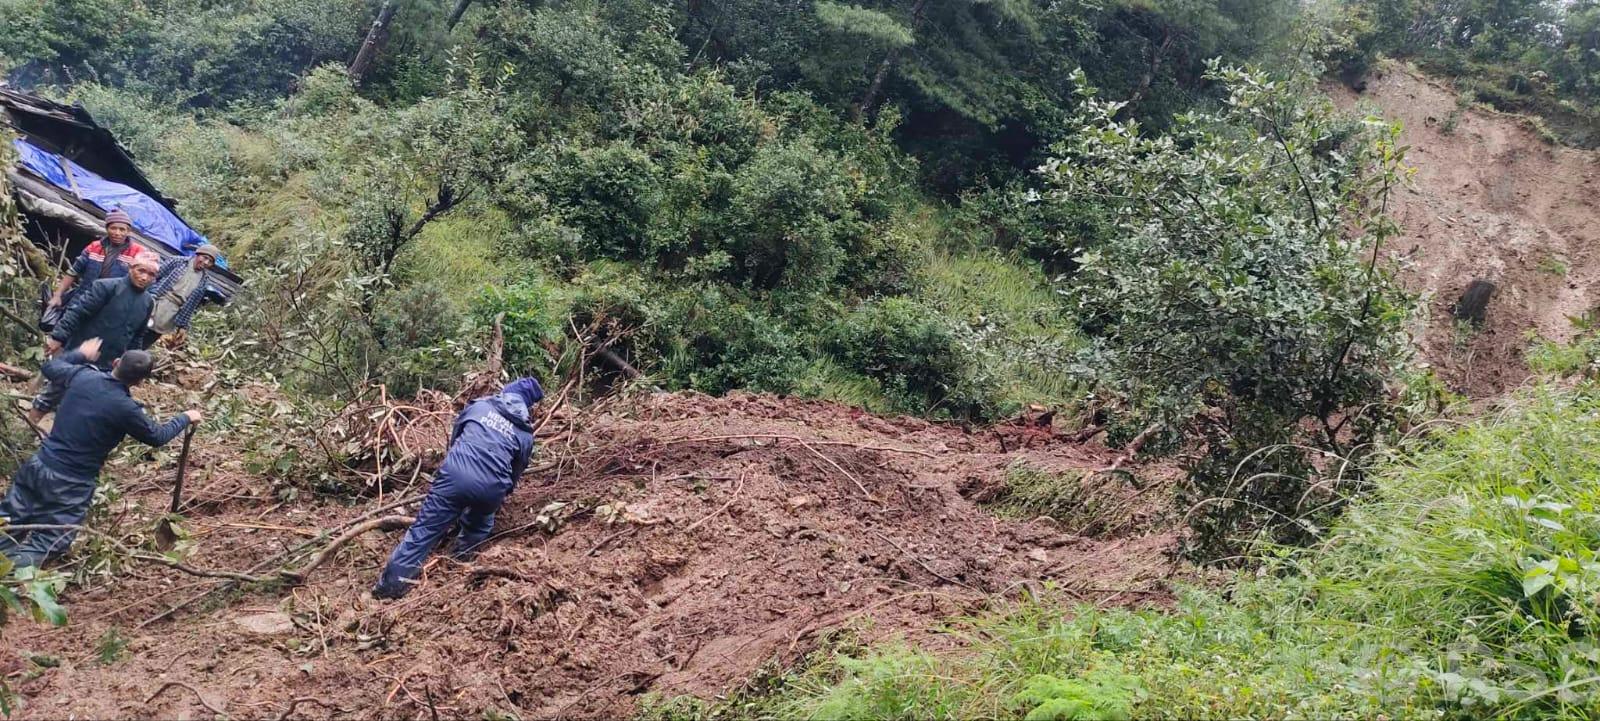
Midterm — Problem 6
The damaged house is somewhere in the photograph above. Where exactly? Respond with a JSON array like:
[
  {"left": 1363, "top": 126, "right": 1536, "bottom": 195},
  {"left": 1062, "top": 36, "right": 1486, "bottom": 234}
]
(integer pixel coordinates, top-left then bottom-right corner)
[{"left": 2, "top": 87, "right": 243, "bottom": 306}]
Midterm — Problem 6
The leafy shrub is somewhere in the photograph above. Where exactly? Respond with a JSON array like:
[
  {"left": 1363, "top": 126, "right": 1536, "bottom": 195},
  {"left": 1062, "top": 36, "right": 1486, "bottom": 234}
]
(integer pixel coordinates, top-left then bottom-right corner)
[
  {"left": 719, "top": 138, "right": 868, "bottom": 292},
  {"left": 473, "top": 280, "right": 566, "bottom": 380},
  {"left": 538, "top": 142, "right": 664, "bottom": 261},
  {"left": 658, "top": 290, "right": 805, "bottom": 394},
  {"left": 369, "top": 282, "right": 472, "bottom": 394},
  {"left": 1046, "top": 64, "right": 1413, "bottom": 562},
  {"left": 828, "top": 297, "right": 980, "bottom": 417}
]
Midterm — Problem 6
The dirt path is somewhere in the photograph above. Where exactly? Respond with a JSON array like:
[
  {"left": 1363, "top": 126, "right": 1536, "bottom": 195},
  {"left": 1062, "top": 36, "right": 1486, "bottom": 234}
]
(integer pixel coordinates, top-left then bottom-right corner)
[
  {"left": 1336, "top": 62, "right": 1600, "bottom": 396},
  {"left": 3, "top": 390, "right": 1176, "bottom": 719}
]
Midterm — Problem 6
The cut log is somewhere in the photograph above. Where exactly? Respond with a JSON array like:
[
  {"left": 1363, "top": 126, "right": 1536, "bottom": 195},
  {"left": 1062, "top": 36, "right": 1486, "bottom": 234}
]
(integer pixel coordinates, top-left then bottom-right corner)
[
  {"left": 0, "top": 362, "right": 31, "bottom": 381},
  {"left": 1453, "top": 279, "right": 1496, "bottom": 327}
]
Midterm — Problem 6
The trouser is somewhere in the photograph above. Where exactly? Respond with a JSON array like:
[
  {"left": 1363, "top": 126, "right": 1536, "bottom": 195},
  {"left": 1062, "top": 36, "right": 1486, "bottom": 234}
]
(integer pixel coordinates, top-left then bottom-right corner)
[
  {"left": 0, "top": 456, "right": 97, "bottom": 568},
  {"left": 137, "top": 328, "right": 163, "bottom": 351},
  {"left": 373, "top": 474, "right": 507, "bottom": 598}
]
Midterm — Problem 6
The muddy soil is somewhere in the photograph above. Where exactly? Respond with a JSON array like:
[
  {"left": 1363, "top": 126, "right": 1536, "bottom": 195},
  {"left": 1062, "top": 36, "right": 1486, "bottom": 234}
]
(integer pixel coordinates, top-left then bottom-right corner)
[
  {"left": 1335, "top": 62, "right": 1600, "bottom": 396},
  {"left": 3, "top": 388, "right": 1176, "bottom": 720}
]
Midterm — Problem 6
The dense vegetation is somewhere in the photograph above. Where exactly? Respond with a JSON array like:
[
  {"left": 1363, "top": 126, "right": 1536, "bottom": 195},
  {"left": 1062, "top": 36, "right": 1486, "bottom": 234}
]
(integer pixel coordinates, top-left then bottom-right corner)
[
  {"left": 1, "top": 0, "right": 1597, "bottom": 717},
  {"left": 1342, "top": 0, "right": 1600, "bottom": 144}
]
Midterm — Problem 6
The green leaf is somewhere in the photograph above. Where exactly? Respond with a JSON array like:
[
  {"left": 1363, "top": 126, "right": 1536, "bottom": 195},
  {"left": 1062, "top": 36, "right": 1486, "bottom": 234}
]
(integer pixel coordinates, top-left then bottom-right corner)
[
  {"left": 1522, "top": 565, "right": 1556, "bottom": 598},
  {"left": 27, "top": 583, "right": 67, "bottom": 627}
]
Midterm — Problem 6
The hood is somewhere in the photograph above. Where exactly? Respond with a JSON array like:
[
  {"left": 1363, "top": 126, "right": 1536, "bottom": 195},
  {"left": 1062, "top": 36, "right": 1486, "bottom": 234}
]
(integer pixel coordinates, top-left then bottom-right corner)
[{"left": 489, "top": 393, "right": 535, "bottom": 432}]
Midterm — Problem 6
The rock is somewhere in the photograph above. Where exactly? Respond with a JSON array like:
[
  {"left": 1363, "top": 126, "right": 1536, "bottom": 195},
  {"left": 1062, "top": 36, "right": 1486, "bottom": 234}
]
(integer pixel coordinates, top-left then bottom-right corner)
[
  {"left": 1027, "top": 548, "right": 1050, "bottom": 563},
  {"left": 786, "top": 494, "right": 819, "bottom": 512},
  {"left": 233, "top": 612, "right": 295, "bottom": 636}
]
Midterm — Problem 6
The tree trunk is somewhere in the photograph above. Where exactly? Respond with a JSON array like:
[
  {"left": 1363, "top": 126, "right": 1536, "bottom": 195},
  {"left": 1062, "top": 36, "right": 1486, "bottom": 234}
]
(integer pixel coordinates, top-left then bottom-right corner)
[
  {"left": 348, "top": 1, "right": 397, "bottom": 85},
  {"left": 852, "top": 0, "right": 929, "bottom": 122},
  {"left": 446, "top": 0, "right": 473, "bottom": 31},
  {"left": 1123, "top": 28, "right": 1174, "bottom": 111}
]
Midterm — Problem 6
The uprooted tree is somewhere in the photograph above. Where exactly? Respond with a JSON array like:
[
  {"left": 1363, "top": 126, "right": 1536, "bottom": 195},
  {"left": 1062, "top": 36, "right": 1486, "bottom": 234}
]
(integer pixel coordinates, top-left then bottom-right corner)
[{"left": 1044, "top": 61, "right": 1413, "bottom": 563}]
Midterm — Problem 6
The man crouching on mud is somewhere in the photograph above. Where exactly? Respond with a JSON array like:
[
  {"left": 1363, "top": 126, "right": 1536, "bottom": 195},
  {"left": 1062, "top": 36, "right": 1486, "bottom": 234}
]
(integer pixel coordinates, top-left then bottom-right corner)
[{"left": 373, "top": 378, "right": 542, "bottom": 599}]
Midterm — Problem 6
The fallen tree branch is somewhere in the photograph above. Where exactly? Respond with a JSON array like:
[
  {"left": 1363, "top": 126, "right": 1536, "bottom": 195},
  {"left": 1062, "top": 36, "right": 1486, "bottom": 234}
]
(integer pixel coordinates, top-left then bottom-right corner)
[
  {"left": 467, "top": 566, "right": 536, "bottom": 583},
  {"left": 795, "top": 439, "right": 878, "bottom": 503},
  {"left": 0, "top": 362, "right": 31, "bottom": 381},
  {"left": 1102, "top": 422, "right": 1159, "bottom": 472},
  {"left": 273, "top": 696, "right": 345, "bottom": 721},
  {"left": 682, "top": 472, "right": 746, "bottom": 534},
  {"left": 0, "top": 524, "right": 270, "bottom": 583},
  {"left": 871, "top": 530, "right": 978, "bottom": 592},
  {"left": 144, "top": 680, "right": 225, "bottom": 717},
  {"left": 139, "top": 500, "right": 424, "bottom": 628},
  {"left": 657, "top": 434, "right": 936, "bottom": 458},
  {"left": 279, "top": 515, "right": 413, "bottom": 584}
]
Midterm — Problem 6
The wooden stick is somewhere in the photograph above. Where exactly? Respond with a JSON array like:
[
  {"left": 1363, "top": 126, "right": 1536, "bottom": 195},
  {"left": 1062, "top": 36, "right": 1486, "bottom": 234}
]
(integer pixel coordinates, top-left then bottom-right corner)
[
  {"left": 279, "top": 516, "right": 412, "bottom": 583},
  {"left": 0, "top": 362, "right": 31, "bottom": 381},
  {"left": 871, "top": 530, "right": 977, "bottom": 592},
  {"left": 144, "top": 681, "right": 225, "bottom": 717},
  {"left": 656, "top": 434, "right": 936, "bottom": 458},
  {"left": 683, "top": 472, "right": 745, "bottom": 533},
  {"left": 272, "top": 696, "right": 343, "bottom": 721},
  {"left": 794, "top": 440, "right": 878, "bottom": 502}
]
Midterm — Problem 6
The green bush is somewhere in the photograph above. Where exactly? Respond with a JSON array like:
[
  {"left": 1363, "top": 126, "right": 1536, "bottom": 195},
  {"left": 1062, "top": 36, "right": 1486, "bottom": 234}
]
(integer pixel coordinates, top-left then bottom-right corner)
[
  {"left": 538, "top": 142, "right": 664, "bottom": 261},
  {"left": 828, "top": 297, "right": 980, "bottom": 417},
  {"left": 1046, "top": 64, "right": 1412, "bottom": 562},
  {"left": 658, "top": 290, "right": 805, "bottom": 395},
  {"left": 473, "top": 279, "right": 567, "bottom": 380},
  {"left": 719, "top": 138, "right": 868, "bottom": 292}
]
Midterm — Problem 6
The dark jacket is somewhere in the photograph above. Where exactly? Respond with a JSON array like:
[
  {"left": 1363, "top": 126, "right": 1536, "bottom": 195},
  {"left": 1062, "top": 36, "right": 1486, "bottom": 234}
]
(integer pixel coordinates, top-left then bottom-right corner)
[
  {"left": 51, "top": 276, "right": 153, "bottom": 369},
  {"left": 35, "top": 350, "right": 191, "bottom": 481},
  {"left": 437, "top": 394, "right": 535, "bottom": 494}
]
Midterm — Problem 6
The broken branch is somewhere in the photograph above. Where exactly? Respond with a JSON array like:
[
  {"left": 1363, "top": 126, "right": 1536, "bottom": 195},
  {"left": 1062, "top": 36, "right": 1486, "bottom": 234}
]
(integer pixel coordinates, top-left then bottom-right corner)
[
  {"left": 144, "top": 681, "right": 226, "bottom": 717},
  {"left": 682, "top": 472, "right": 746, "bottom": 534},
  {"left": 657, "top": 434, "right": 936, "bottom": 458},
  {"left": 279, "top": 515, "right": 413, "bottom": 584}
]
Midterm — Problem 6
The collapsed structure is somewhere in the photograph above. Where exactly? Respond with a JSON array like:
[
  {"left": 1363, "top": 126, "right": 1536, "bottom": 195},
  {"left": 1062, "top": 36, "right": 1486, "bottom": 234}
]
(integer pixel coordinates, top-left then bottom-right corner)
[{"left": 1, "top": 87, "right": 242, "bottom": 303}]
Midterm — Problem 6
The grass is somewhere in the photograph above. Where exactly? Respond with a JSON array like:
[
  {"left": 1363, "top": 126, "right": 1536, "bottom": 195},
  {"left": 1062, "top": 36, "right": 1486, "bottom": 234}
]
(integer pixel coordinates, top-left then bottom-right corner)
[
  {"left": 649, "top": 382, "right": 1600, "bottom": 720},
  {"left": 914, "top": 249, "right": 1082, "bottom": 415}
]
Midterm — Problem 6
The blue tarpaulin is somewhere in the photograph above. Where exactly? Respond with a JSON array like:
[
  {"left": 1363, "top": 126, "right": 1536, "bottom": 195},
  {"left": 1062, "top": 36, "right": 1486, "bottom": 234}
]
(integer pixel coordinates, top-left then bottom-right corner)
[{"left": 13, "top": 138, "right": 227, "bottom": 269}]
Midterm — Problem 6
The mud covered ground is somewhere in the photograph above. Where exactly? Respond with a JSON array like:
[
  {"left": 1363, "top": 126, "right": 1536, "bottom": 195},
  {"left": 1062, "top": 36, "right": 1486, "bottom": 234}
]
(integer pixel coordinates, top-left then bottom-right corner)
[{"left": 3, "top": 387, "right": 1177, "bottom": 720}]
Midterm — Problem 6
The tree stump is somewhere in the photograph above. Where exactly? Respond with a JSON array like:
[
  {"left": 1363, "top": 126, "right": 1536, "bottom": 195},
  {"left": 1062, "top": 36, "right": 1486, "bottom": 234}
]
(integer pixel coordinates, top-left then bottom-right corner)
[{"left": 1453, "top": 279, "right": 1496, "bottom": 327}]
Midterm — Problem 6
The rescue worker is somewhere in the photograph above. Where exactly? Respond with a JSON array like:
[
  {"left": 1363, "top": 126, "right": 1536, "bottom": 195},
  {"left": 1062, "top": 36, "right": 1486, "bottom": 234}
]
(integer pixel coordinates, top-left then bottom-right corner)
[
  {"left": 29, "top": 255, "right": 159, "bottom": 424},
  {"left": 373, "top": 378, "right": 542, "bottom": 599},
  {"left": 141, "top": 243, "right": 221, "bottom": 349},
  {"left": 44, "top": 208, "right": 150, "bottom": 314},
  {"left": 0, "top": 338, "right": 201, "bottom": 568}
]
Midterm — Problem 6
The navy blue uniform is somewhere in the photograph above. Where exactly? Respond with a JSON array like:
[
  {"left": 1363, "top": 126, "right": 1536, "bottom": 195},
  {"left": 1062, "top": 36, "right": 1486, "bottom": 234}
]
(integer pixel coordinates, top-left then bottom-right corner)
[
  {"left": 374, "top": 393, "right": 535, "bottom": 598},
  {"left": 34, "top": 276, "right": 154, "bottom": 415},
  {"left": 1, "top": 350, "right": 190, "bottom": 567}
]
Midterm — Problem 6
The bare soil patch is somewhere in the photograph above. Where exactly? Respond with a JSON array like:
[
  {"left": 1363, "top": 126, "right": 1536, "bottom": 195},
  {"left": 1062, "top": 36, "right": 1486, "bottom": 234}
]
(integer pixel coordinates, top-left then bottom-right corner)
[{"left": 3, "top": 387, "right": 1177, "bottom": 720}]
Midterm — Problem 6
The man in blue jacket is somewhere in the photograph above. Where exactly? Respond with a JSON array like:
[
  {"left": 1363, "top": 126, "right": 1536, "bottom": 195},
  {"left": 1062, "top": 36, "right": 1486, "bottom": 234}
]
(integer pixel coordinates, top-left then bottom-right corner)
[
  {"left": 0, "top": 339, "right": 202, "bottom": 568},
  {"left": 373, "top": 378, "right": 542, "bottom": 599},
  {"left": 30, "top": 255, "right": 159, "bottom": 424}
]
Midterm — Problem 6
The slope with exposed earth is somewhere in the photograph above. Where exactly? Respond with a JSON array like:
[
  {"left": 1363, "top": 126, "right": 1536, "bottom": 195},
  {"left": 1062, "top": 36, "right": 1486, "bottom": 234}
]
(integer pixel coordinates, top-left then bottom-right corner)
[
  {"left": 2, "top": 381, "right": 1177, "bottom": 720},
  {"left": 1338, "top": 62, "right": 1600, "bottom": 396}
]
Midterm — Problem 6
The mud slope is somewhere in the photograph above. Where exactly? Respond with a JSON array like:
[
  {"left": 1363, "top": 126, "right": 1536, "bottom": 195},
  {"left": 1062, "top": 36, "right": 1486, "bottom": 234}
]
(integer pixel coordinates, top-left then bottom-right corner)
[
  {"left": 1338, "top": 63, "right": 1600, "bottom": 396},
  {"left": 3, "top": 389, "right": 1175, "bottom": 720}
]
